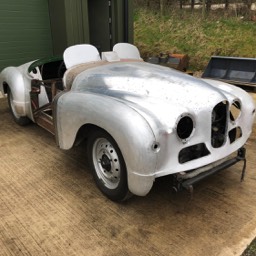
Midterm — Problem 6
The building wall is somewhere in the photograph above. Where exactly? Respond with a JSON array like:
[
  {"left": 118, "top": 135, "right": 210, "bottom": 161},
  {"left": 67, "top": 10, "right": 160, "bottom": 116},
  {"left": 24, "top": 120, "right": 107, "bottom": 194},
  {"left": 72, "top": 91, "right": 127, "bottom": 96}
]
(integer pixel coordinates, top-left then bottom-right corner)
[
  {"left": 0, "top": 0, "right": 53, "bottom": 71},
  {"left": 0, "top": 0, "right": 133, "bottom": 70}
]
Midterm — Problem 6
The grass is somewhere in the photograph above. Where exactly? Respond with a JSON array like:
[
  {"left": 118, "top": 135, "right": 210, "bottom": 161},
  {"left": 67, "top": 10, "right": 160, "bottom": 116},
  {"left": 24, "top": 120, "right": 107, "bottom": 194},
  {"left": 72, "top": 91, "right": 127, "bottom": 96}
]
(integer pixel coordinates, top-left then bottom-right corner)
[{"left": 134, "top": 8, "right": 256, "bottom": 71}]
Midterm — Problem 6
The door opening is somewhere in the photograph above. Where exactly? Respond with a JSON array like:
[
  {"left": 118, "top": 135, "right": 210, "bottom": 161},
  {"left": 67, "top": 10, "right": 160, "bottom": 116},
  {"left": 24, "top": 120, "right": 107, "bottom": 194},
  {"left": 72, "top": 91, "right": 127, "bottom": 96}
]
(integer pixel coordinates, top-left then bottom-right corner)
[{"left": 88, "top": 0, "right": 112, "bottom": 52}]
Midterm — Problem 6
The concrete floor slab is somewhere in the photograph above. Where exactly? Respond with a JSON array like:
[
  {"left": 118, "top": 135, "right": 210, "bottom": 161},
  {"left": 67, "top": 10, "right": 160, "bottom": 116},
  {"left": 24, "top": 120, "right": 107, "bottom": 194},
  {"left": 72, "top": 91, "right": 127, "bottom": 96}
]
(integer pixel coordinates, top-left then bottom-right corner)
[{"left": 0, "top": 96, "right": 256, "bottom": 256}]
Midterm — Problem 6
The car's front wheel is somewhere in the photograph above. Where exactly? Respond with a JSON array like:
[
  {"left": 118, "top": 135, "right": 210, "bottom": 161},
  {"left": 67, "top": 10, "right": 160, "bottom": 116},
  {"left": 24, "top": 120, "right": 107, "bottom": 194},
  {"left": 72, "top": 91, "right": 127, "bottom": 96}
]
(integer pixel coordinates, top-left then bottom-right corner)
[
  {"left": 7, "top": 87, "right": 30, "bottom": 126},
  {"left": 87, "top": 129, "right": 131, "bottom": 201}
]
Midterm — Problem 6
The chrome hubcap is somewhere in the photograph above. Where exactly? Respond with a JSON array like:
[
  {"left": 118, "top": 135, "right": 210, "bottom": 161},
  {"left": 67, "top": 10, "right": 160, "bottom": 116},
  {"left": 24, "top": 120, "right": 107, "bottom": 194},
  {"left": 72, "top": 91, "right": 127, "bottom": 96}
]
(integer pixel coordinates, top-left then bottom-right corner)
[{"left": 92, "top": 138, "right": 121, "bottom": 189}]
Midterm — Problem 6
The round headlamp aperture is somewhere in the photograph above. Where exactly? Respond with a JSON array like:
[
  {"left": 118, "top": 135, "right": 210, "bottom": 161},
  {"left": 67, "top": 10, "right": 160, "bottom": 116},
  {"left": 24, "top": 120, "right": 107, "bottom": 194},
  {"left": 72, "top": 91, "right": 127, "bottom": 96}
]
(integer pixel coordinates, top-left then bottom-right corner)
[{"left": 176, "top": 114, "right": 195, "bottom": 142}]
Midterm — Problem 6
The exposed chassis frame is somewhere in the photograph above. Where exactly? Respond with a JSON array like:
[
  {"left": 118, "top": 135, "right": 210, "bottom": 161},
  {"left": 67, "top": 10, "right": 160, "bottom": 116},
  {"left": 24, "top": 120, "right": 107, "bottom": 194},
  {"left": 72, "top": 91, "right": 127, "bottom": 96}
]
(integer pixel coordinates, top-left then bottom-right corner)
[{"left": 30, "top": 78, "right": 63, "bottom": 135}]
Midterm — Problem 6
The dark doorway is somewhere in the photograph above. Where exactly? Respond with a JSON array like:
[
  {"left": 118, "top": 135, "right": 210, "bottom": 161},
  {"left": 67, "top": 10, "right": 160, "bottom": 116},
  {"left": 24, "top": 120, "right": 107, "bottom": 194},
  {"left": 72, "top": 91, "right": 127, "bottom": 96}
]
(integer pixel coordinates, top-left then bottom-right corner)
[{"left": 88, "top": 0, "right": 112, "bottom": 52}]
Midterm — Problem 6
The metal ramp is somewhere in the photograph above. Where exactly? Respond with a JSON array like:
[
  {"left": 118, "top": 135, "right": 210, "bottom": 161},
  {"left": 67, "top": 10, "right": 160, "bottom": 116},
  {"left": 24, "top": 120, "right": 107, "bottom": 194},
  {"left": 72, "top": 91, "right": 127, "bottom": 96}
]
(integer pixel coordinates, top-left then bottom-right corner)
[{"left": 202, "top": 56, "right": 256, "bottom": 88}]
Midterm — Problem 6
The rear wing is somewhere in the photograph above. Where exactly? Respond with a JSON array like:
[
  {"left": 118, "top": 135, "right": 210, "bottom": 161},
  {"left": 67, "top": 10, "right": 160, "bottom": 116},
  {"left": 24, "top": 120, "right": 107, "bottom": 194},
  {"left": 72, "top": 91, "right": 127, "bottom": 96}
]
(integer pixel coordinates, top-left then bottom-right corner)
[{"left": 202, "top": 56, "right": 256, "bottom": 88}]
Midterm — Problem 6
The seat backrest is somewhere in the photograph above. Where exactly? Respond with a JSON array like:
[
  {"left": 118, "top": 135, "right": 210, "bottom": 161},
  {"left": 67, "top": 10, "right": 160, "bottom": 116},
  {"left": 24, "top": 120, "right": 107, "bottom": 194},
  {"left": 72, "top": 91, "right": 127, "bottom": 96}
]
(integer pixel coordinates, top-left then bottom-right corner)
[
  {"left": 113, "top": 43, "right": 142, "bottom": 60},
  {"left": 63, "top": 44, "right": 101, "bottom": 69}
]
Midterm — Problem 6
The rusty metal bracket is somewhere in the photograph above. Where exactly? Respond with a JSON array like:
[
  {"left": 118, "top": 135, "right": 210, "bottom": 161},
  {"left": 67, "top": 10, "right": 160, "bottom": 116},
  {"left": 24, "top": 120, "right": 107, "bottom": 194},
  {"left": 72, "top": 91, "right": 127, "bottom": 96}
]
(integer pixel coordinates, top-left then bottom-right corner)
[
  {"left": 237, "top": 147, "right": 247, "bottom": 181},
  {"left": 147, "top": 53, "right": 189, "bottom": 72}
]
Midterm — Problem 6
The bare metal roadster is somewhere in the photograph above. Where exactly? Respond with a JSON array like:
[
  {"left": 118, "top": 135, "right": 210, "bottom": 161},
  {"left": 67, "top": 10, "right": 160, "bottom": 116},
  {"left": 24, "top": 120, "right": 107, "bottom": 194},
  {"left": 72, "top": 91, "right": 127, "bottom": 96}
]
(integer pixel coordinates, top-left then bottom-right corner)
[{"left": 0, "top": 43, "right": 255, "bottom": 201}]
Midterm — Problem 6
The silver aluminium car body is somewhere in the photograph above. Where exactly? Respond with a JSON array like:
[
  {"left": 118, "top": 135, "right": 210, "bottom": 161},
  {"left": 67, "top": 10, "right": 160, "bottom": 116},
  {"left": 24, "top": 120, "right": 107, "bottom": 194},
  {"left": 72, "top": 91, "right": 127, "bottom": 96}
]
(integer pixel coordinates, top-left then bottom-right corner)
[
  {"left": 57, "top": 62, "right": 255, "bottom": 195},
  {"left": 0, "top": 44, "right": 255, "bottom": 199}
]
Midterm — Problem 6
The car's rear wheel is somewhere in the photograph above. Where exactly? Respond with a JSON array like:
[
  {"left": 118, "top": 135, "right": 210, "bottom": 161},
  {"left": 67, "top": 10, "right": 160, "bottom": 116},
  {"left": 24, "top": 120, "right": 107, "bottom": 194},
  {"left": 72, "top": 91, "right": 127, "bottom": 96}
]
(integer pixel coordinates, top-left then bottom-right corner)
[
  {"left": 7, "top": 87, "right": 30, "bottom": 126},
  {"left": 87, "top": 129, "right": 131, "bottom": 201}
]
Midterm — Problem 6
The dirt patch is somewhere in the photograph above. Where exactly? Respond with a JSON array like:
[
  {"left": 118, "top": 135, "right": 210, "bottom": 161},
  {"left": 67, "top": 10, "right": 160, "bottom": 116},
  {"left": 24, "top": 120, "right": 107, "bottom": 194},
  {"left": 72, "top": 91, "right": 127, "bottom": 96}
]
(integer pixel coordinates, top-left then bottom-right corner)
[{"left": 0, "top": 97, "right": 256, "bottom": 256}]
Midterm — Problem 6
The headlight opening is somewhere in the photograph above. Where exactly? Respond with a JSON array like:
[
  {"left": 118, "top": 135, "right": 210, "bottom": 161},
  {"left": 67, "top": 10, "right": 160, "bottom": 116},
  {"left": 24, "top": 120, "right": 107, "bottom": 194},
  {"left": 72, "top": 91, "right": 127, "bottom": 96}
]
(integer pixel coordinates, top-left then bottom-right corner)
[{"left": 176, "top": 114, "right": 195, "bottom": 142}]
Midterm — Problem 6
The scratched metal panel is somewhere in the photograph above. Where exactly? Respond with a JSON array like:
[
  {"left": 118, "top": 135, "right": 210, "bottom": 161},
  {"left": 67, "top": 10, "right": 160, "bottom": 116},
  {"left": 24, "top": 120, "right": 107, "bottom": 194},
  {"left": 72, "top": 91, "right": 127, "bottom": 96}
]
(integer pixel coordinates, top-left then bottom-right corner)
[{"left": 0, "top": 0, "right": 53, "bottom": 71}]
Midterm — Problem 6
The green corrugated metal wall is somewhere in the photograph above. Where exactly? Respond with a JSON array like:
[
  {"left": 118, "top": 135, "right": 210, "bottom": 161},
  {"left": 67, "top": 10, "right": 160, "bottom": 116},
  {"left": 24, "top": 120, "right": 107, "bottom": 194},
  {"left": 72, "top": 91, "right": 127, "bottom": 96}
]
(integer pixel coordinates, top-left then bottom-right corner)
[{"left": 0, "top": 0, "right": 53, "bottom": 71}]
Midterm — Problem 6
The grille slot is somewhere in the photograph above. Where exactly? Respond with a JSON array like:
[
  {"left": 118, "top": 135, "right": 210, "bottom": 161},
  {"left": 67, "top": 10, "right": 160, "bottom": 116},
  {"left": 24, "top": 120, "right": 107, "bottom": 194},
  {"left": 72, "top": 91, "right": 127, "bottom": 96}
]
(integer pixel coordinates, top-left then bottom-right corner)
[
  {"left": 211, "top": 101, "right": 228, "bottom": 148},
  {"left": 229, "top": 127, "right": 242, "bottom": 143},
  {"left": 178, "top": 143, "right": 210, "bottom": 164}
]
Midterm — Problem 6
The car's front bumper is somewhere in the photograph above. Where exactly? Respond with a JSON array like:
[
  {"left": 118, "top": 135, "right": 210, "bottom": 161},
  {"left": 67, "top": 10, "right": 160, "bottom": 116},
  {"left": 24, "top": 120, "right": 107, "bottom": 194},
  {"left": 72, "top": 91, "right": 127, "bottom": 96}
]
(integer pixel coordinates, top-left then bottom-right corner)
[{"left": 172, "top": 147, "right": 246, "bottom": 193}]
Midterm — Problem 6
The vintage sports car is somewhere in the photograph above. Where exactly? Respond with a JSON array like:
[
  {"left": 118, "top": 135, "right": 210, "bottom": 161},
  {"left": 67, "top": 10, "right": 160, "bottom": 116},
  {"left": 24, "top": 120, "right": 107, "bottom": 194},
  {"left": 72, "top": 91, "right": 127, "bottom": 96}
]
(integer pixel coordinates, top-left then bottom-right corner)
[{"left": 0, "top": 43, "right": 255, "bottom": 201}]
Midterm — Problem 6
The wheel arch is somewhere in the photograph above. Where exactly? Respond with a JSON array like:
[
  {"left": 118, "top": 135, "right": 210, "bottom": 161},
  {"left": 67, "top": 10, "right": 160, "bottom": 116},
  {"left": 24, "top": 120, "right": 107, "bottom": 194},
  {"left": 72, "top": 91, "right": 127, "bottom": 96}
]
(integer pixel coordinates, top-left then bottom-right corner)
[
  {"left": 55, "top": 92, "right": 157, "bottom": 196},
  {"left": 72, "top": 123, "right": 104, "bottom": 146},
  {"left": 2, "top": 82, "right": 9, "bottom": 94},
  {"left": 75, "top": 123, "right": 156, "bottom": 197},
  {"left": 0, "top": 67, "right": 28, "bottom": 117}
]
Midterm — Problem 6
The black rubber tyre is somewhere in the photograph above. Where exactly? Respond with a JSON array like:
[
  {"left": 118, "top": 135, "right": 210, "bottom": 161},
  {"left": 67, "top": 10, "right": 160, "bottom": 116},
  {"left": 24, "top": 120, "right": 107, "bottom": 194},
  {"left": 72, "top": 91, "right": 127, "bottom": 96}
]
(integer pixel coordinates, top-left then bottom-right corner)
[
  {"left": 7, "top": 87, "right": 30, "bottom": 126},
  {"left": 87, "top": 129, "right": 131, "bottom": 202}
]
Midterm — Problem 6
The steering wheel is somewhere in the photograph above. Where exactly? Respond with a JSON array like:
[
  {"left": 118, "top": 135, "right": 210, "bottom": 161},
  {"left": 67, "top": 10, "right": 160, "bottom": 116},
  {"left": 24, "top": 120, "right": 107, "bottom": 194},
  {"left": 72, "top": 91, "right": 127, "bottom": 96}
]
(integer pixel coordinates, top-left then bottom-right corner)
[{"left": 57, "top": 61, "right": 66, "bottom": 78}]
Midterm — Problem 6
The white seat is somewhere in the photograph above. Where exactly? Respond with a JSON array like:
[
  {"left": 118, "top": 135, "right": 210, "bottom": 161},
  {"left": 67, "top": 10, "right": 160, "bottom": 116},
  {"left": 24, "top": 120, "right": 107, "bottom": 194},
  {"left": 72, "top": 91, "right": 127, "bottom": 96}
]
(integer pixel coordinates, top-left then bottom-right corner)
[
  {"left": 63, "top": 44, "right": 101, "bottom": 69},
  {"left": 113, "top": 43, "right": 142, "bottom": 60}
]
